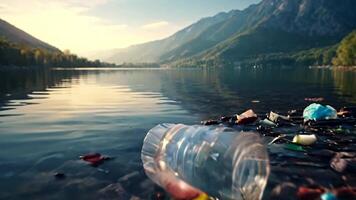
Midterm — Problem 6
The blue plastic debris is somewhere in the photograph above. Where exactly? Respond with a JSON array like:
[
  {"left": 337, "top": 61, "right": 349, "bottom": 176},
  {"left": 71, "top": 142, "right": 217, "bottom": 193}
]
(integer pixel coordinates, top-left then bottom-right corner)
[
  {"left": 321, "top": 192, "right": 338, "bottom": 200},
  {"left": 303, "top": 103, "right": 337, "bottom": 121}
]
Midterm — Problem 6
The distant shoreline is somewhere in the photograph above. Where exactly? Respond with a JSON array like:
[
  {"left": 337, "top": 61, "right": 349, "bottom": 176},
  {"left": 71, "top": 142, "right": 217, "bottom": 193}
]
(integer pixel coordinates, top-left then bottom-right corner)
[
  {"left": 309, "top": 65, "right": 356, "bottom": 71},
  {"left": 1, "top": 64, "right": 355, "bottom": 71}
]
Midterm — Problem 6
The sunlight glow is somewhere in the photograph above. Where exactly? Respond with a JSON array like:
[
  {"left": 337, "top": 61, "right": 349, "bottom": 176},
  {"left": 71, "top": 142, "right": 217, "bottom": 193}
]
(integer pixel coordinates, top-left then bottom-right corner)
[
  {"left": 3, "top": 80, "right": 163, "bottom": 125},
  {"left": 0, "top": 0, "right": 181, "bottom": 55},
  {"left": 142, "top": 21, "right": 170, "bottom": 29}
]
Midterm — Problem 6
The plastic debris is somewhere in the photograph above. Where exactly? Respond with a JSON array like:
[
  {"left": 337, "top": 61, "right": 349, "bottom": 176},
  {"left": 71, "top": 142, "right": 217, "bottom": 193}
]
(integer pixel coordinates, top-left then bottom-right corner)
[
  {"left": 260, "top": 119, "right": 277, "bottom": 127},
  {"left": 151, "top": 191, "right": 166, "bottom": 200},
  {"left": 193, "top": 193, "right": 210, "bottom": 200},
  {"left": 236, "top": 109, "right": 258, "bottom": 125},
  {"left": 297, "top": 186, "right": 325, "bottom": 200},
  {"left": 142, "top": 124, "right": 269, "bottom": 200},
  {"left": 321, "top": 192, "right": 338, "bottom": 200},
  {"left": 80, "top": 153, "right": 110, "bottom": 166},
  {"left": 268, "top": 111, "right": 290, "bottom": 123},
  {"left": 293, "top": 134, "right": 317, "bottom": 146},
  {"left": 210, "top": 153, "right": 219, "bottom": 161},
  {"left": 337, "top": 106, "right": 356, "bottom": 117},
  {"left": 304, "top": 97, "right": 325, "bottom": 102},
  {"left": 97, "top": 168, "right": 110, "bottom": 174},
  {"left": 288, "top": 109, "right": 298, "bottom": 116},
  {"left": 297, "top": 186, "right": 356, "bottom": 200},
  {"left": 303, "top": 103, "right": 337, "bottom": 121},
  {"left": 220, "top": 116, "right": 232, "bottom": 122},
  {"left": 270, "top": 182, "right": 296, "bottom": 199},
  {"left": 268, "top": 135, "right": 286, "bottom": 145},
  {"left": 54, "top": 172, "right": 66, "bottom": 179},
  {"left": 201, "top": 119, "right": 219, "bottom": 126},
  {"left": 185, "top": 106, "right": 355, "bottom": 199},
  {"left": 165, "top": 179, "right": 204, "bottom": 200},
  {"left": 330, "top": 152, "right": 356, "bottom": 173},
  {"left": 285, "top": 144, "right": 306, "bottom": 152}
]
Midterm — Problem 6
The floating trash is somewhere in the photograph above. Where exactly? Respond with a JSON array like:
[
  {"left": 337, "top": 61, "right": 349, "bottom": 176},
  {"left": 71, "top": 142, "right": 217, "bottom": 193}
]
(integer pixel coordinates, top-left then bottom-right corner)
[
  {"left": 236, "top": 109, "right": 258, "bottom": 125},
  {"left": 292, "top": 134, "right": 317, "bottom": 146},
  {"left": 338, "top": 106, "right": 356, "bottom": 117},
  {"left": 169, "top": 105, "right": 356, "bottom": 199},
  {"left": 303, "top": 103, "right": 337, "bottom": 121},
  {"left": 269, "top": 111, "right": 289, "bottom": 122},
  {"left": 268, "top": 135, "right": 286, "bottom": 145},
  {"left": 142, "top": 124, "right": 269, "bottom": 200},
  {"left": 54, "top": 172, "right": 66, "bottom": 180},
  {"left": 80, "top": 153, "right": 111, "bottom": 166},
  {"left": 321, "top": 192, "right": 338, "bottom": 200},
  {"left": 297, "top": 186, "right": 324, "bottom": 200},
  {"left": 284, "top": 144, "right": 306, "bottom": 152},
  {"left": 304, "top": 97, "right": 325, "bottom": 102},
  {"left": 330, "top": 152, "right": 356, "bottom": 173},
  {"left": 260, "top": 119, "right": 277, "bottom": 127},
  {"left": 201, "top": 119, "right": 219, "bottom": 126}
]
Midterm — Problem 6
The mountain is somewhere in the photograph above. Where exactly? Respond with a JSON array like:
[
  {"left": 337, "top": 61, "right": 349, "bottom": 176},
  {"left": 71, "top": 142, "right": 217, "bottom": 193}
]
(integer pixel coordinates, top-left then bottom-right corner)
[
  {"left": 197, "top": 0, "right": 356, "bottom": 64},
  {"left": 106, "top": 11, "right": 236, "bottom": 63},
  {"left": 107, "top": 0, "right": 356, "bottom": 66},
  {"left": 0, "top": 19, "right": 115, "bottom": 68},
  {"left": 0, "top": 18, "right": 60, "bottom": 52}
]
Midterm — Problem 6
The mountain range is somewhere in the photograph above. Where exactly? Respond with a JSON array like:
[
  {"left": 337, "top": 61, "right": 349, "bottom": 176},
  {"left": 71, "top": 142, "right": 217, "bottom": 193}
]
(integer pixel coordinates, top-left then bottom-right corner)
[
  {"left": 104, "top": 0, "right": 356, "bottom": 66},
  {"left": 0, "top": 19, "right": 60, "bottom": 53}
]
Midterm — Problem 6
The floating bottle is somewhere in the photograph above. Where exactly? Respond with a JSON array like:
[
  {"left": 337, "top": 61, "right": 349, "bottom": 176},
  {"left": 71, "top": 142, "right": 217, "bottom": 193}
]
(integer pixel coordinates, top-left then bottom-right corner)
[{"left": 141, "top": 124, "right": 270, "bottom": 200}]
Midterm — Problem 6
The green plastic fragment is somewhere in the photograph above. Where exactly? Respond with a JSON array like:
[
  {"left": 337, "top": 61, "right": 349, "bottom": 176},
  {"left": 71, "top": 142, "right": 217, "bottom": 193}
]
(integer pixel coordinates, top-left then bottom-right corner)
[
  {"left": 334, "top": 127, "right": 344, "bottom": 134},
  {"left": 285, "top": 143, "right": 306, "bottom": 152}
]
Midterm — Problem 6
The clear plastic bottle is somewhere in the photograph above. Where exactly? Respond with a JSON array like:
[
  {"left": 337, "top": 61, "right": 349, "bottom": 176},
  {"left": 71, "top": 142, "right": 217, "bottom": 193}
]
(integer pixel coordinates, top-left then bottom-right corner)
[{"left": 141, "top": 124, "right": 270, "bottom": 200}]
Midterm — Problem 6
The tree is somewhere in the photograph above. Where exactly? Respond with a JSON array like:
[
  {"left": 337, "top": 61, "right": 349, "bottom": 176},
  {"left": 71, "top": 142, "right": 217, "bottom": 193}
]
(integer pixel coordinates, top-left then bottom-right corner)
[{"left": 332, "top": 31, "right": 356, "bottom": 66}]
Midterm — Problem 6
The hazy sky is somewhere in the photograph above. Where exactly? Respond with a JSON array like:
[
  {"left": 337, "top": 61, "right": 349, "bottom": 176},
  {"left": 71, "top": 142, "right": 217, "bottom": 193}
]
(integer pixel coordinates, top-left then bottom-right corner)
[{"left": 1, "top": 0, "right": 260, "bottom": 55}]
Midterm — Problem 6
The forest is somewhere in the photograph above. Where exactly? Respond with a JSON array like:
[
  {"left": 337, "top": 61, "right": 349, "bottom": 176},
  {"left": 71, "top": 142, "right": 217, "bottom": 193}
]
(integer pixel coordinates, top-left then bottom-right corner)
[{"left": 0, "top": 37, "right": 115, "bottom": 68}]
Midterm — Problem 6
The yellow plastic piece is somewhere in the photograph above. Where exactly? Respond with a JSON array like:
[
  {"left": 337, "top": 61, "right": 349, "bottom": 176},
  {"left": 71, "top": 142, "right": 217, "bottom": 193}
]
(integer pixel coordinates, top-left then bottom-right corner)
[{"left": 193, "top": 193, "right": 210, "bottom": 200}]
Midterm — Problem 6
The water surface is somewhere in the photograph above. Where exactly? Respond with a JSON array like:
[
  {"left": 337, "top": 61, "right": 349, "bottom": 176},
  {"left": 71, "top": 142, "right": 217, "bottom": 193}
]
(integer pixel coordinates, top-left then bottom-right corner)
[{"left": 0, "top": 67, "right": 355, "bottom": 199}]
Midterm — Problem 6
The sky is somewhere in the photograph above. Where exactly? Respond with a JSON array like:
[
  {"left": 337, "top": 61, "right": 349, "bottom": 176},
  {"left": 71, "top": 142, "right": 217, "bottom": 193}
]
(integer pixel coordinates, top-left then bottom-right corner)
[{"left": 0, "top": 0, "right": 260, "bottom": 55}]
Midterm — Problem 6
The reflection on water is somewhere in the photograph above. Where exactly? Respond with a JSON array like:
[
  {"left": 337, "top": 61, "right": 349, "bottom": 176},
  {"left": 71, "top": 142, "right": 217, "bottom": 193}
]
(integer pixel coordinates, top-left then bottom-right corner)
[
  {"left": 332, "top": 69, "right": 356, "bottom": 102},
  {"left": 0, "top": 67, "right": 355, "bottom": 199},
  {"left": 160, "top": 67, "right": 355, "bottom": 119}
]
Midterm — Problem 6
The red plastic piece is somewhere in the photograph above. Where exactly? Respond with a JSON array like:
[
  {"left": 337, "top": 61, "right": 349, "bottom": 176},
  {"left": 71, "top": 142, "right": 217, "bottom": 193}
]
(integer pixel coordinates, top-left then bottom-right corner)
[
  {"left": 236, "top": 109, "right": 258, "bottom": 125},
  {"left": 80, "top": 153, "right": 108, "bottom": 166},
  {"left": 297, "top": 186, "right": 325, "bottom": 200},
  {"left": 165, "top": 180, "right": 202, "bottom": 200}
]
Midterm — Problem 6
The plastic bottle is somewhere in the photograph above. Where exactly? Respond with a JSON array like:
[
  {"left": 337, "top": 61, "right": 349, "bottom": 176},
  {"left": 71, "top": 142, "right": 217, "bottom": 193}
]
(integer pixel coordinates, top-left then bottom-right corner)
[{"left": 141, "top": 124, "right": 270, "bottom": 200}]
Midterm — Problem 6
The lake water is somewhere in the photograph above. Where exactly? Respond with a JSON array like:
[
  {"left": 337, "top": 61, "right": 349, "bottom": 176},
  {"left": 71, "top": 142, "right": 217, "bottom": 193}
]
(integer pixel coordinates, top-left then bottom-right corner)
[{"left": 0, "top": 67, "right": 355, "bottom": 199}]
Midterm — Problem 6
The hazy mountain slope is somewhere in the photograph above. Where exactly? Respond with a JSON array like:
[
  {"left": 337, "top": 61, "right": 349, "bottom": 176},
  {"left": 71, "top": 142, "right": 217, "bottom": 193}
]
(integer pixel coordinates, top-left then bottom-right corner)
[
  {"left": 0, "top": 19, "right": 60, "bottom": 52},
  {"left": 106, "top": 11, "right": 236, "bottom": 63},
  {"left": 107, "top": 0, "right": 356, "bottom": 65},
  {"left": 159, "top": 3, "right": 271, "bottom": 61}
]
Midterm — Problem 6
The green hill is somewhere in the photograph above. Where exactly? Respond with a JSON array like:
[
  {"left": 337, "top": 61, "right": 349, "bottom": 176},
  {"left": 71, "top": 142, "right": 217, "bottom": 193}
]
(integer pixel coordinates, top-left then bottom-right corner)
[{"left": 332, "top": 31, "right": 356, "bottom": 66}]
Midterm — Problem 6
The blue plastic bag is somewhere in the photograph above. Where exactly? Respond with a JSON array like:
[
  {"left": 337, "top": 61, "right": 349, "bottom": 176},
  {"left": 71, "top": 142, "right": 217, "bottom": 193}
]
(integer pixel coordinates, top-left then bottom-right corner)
[{"left": 303, "top": 103, "right": 337, "bottom": 121}]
